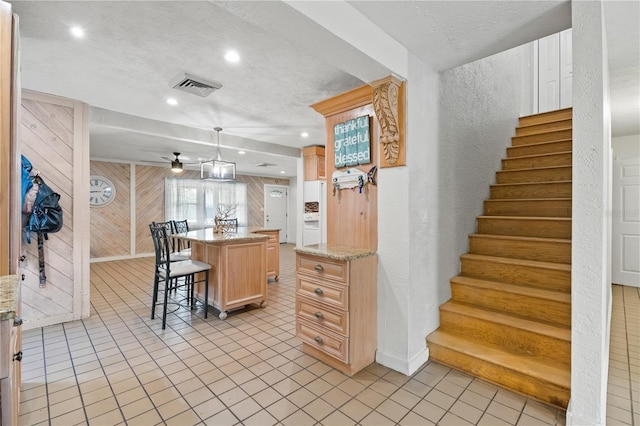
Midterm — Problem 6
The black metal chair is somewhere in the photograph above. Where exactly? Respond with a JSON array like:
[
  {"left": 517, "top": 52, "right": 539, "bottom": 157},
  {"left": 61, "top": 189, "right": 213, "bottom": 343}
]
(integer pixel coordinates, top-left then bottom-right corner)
[
  {"left": 171, "top": 219, "right": 191, "bottom": 254},
  {"left": 149, "top": 223, "right": 211, "bottom": 329},
  {"left": 153, "top": 221, "right": 190, "bottom": 261},
  {"left": 218, "top": 218, "right": 238, "bottom": 232}
]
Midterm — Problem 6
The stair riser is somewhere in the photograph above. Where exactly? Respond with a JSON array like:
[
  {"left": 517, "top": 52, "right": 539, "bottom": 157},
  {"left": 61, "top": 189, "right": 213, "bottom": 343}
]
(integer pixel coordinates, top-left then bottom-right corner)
[
  {"left": 512, "top": 129, "right": 572, "bottom": 146},
  {"left": 484, "top": 200, "right": 572, "bottom": 217},
  {"left": 460, "top": 257, "right": 571, "bottom": 291},
  {"left": 507, "top": 140, "right": 572, "bottom": 158},
  {"left": 496, "top": 167, "right": 572, "bottom": 184},
  {"left": 451, "top": 282, "right": 571, "bottom": 325},
  {"left": 439, "top": 310, "right": 570, "bottom": 365},
  {"left": 477, "top": 217, "right": 571, "bottom": 239},
  {"left": 491, "top": 182, "right": 572, "bottom": 199},
  {"left": 427, "top": 343, "right": 569, "bottom": 408},
  {"left": 502, "top": 153, "right": 572, "bottom": 170},
  {"left": 519, "top": 109, "right": 572, "bottom": 127},
  {"left": 469, "top": 236, "right": 571, "bottom": 263},
  {"left": 516, "top": 119, "right": 573, "bottom": 136}
]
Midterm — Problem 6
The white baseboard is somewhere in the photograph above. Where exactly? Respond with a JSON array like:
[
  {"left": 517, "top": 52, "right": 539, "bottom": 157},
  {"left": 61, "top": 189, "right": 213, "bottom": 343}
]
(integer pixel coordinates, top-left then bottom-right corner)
[{"left": 375, "top": 347, "right": 429, "bottom": 376}]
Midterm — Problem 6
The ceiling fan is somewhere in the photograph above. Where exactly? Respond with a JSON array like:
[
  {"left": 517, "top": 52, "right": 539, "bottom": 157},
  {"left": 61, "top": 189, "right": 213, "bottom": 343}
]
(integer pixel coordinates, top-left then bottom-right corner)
[{"left": 141, "top": 152, "right": 200, "bottom": 172}]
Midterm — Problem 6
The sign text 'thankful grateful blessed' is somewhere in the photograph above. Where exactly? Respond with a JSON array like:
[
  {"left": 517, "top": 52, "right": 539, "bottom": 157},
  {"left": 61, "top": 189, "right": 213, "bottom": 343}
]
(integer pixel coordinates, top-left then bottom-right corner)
[{"left": 333, "top": 115, "right": 371, "bottom": 168}]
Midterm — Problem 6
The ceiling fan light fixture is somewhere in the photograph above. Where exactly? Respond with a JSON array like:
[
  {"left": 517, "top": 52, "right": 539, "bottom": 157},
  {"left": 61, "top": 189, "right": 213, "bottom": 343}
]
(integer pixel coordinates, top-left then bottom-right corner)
[
  {"left": 201, "top": 127, "right": 236, "bottom": 181},
  {"left": 171, "top": 152, "right": 183, "bottom": 173}
]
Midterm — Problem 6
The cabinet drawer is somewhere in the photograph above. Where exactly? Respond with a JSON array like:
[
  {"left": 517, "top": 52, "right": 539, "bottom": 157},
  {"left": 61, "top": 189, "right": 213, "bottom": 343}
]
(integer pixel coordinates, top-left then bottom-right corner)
[
  {"left": 296, "top": 276, "right": 348, "bottom": 310},
  {"left": 296, "top": 297, "right": 348, "bottom": 336},
  {"left": 297, "top": 318, "right": 348, "bottom": 362},
  {"left": 297, "top": 254, "right": 346, "bottom": 284}
]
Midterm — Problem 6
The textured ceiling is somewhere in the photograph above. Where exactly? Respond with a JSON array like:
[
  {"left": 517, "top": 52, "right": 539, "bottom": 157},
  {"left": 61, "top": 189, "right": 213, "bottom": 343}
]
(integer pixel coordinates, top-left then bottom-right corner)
[{"left": 10, "top": 1, "right": 639, "bottom": 177}]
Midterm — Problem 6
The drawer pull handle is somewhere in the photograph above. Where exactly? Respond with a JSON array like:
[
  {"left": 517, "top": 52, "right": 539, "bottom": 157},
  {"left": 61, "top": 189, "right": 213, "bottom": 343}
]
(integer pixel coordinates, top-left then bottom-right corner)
[
  {"left": 19, "top": 255, "right": 26, "bottom": 262},
  {"left": 314, "top": 288, "right": 323, "bottom": 295},
  {"left": 13, "top": 351, "right": 22, "bottom": 362},
  {"left": 314, "top": 336, "right": 323, "bottom": 345},
  {"left": 314, "top": 264, "right": 324, "bottom": 271},
  {"left": 314, "top": 311, "right": 324, "bottom": 320},
  {"left": 13, "top": 317, "right": 23, "bottom": 327}
]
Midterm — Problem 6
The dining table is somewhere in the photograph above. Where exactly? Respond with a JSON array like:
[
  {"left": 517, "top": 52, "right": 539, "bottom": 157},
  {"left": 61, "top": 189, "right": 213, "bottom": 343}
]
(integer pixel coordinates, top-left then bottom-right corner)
[{"left": 174, "top": 227, "right": 274, "bottom": 320}]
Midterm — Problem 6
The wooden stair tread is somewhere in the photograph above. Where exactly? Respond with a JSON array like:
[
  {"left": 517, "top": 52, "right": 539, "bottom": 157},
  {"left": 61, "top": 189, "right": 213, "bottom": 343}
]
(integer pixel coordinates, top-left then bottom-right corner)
[
  {"left": 427, "top": 330, "right": 571, "bottom": 388},
  {"left": 451, "top": 276, "right": 571, "bottom": 301},
  {"left": 509, "top": 138, "right": 572, "bottom": 150},
  {"left": 514, "top": 125, "right": 572, "bottom": 136},
  {"left": 491, "top": 180, "right": 572, "bottom": 188},
  {"left": 504, "top": 150, "right": 572, "bottom": 161},
  {"left": 441, "top": 301, "right": 571, "bottom": 342},
  {"left": 460, "top": 252, "right": 571, "bottom": 271},
  {"left": 469, "top": 233, "right": 571, "bottom": 244},
  {"left": 478, "top": 215, "right": 571, "bottom": 223},
  {"left": 485, "top": 197, "right": 571, "bottom": 203},
  {"left": 519, "top": 107, "right": 572, "bottom": 122},
  {"left": 497, "top": 165, "right": 572, "bottom": 173}
]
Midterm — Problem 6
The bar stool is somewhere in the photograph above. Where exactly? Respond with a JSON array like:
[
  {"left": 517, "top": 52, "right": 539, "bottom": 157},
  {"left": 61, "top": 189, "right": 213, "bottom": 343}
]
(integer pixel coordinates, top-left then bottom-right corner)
[{"left": 149, "top": 223, "right": 211, "bottom": 329}]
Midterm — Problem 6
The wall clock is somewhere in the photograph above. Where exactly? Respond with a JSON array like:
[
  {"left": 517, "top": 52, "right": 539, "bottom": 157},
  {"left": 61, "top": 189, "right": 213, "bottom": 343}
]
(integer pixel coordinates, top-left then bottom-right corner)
[{"left": 89, "top": 175, "right": 116, "bottom": 207}]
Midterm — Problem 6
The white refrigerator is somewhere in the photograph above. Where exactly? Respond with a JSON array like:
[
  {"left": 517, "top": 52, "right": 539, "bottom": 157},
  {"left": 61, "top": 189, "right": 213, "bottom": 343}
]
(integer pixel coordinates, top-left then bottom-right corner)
[{"left": 302, "top": 180, "right": 326, "bottom": 246}]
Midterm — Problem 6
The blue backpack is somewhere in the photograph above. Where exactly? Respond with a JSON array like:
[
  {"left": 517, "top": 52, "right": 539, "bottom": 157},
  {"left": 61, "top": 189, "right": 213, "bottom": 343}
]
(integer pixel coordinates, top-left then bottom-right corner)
[{"left": 21, "top": 155, "right": 63, "bottom": 285}]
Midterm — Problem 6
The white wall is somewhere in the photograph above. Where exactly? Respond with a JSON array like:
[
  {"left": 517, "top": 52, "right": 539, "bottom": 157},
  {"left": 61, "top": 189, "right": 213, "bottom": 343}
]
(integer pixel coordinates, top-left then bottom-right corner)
[
  {"left": 568, "top": 1, "right": 612, "bottom": 424},
  {"left": 376, "top": 43, "right": 531, "bottom": 374},
  {"left": 612, "top": 134, "right": 640, "bottom": 158}
]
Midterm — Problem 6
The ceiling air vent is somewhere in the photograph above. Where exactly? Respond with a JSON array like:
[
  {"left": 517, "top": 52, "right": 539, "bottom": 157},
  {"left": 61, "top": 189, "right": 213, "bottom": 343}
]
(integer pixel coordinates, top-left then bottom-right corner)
[
  {"left": 255, "top": 162, "right": 278, "bottom": 167},
  {"left": 170, "top": 72, "right": 222, "bottom": 98}
]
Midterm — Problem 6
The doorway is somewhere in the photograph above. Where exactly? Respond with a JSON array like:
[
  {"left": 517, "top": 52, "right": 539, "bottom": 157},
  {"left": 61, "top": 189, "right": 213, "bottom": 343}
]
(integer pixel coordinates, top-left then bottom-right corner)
[
  {"left": 264, "top": 184, "right": 288, "bottom": 242},
  {"left": 612, "top": 156, "right": 640, "bottom": 287}
]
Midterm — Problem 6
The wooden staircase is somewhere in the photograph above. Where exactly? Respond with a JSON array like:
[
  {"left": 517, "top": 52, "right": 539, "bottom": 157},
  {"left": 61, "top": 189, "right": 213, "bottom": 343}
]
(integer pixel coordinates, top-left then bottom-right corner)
[{"left": 426, "top": 108, "right": 572, "bottom": 409}]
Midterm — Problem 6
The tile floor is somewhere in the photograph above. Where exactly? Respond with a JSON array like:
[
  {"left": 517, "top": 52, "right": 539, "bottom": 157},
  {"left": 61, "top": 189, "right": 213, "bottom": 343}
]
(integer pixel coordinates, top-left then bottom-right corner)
[{"left": 15, "top": 244, "right": 635, "bottom": 425}]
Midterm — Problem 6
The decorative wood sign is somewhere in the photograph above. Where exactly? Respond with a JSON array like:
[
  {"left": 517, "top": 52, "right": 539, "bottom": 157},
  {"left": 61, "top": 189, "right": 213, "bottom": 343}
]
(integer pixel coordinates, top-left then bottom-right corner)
[
  {"left": 371, "top": 75, "right": 406, "bottom": 168},
  {"left": 333, "top": 115, "right": 371, "bottom": 168}
]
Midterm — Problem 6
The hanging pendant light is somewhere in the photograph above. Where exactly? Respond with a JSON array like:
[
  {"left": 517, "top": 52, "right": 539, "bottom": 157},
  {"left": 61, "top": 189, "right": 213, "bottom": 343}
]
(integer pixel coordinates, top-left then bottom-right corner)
[{"left": 200, "top": 127, "right": 236, "bottom": 181}]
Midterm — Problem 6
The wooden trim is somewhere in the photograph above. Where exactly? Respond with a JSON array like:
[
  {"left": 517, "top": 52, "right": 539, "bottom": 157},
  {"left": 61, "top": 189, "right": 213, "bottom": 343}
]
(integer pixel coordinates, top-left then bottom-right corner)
[
  {"left": 73, "top": 101, "right": 90, "bottom": 319},
  {"left": 302, "top": 146, "right": 324, "bottom": 156},
  {"left": 0, "top": 1, "right": 12, "bottom": 275},
  {"left": 311, "top": 85, "right": 373, "bottom": 118}
]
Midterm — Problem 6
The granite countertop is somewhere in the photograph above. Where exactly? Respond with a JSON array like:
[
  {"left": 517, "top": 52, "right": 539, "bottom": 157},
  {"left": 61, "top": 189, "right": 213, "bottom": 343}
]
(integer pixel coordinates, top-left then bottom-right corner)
[
  {"left": 294, "top": 244, "right": 377, "bottom": 261},
  {"left": 0, "top": 275, "right": 20, "bottom": 321},
  {"left": 176, "top": 227, "right": 270, "bottom": 244},
  {"left": 248, "top": 227, "right": 280, "bottom": 234}
]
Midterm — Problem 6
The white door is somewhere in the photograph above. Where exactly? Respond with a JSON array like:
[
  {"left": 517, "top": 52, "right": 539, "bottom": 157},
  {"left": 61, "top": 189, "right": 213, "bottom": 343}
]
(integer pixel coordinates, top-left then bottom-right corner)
[
  {"left": 536, "top": 28, "right": 573, "bottom": 113},
  {"left": 612, "top": 156, "right": 640, "bottom": 287},
  {"left": 538, "top": 32, "right": 560, "bottom": 112},
  {"left": 264, "top": 184, "right": 288, "bottom": 242}
]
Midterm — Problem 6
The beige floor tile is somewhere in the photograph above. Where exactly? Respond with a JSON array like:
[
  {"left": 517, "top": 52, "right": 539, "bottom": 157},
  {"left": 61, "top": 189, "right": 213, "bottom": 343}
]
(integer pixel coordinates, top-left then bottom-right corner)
[
  {"left": 242, "top": 409, "right": 278, "bottom": 426},
  {"left": 193, "top": 396, "right": 226, "bottom": 420},
  {"left": 86, "top": 408, "right": 125, "bottom": 425},
  {"left": 486, "top": 401, "right": 522, "bottom": 424},
  {"left": 281, "top": 409, "right": 316, "bottom": 425},
  {"left": 229, "top": 396, "right": 263, "bottom": 421},
  {"left": 218, "top": 386, "right": 250, "bottom": 406},
  {"left": 156, "top": 396, "right": 191, "bottom": 420},
  {"left": 286, "top": 387, "right": 317, "bottom": 408},
  {"left": 266, "top": 397, "right": 299, "bottom": 420},
  {"left": 319, "top": 409, "right": 358, "bottom": 425},
  {"left": 424, "top": 388, "right": 456, "bottom": 411},
  {"left": 398, "top": 411, "right": 436, "bottom": 425},
  {"left": 165, "top": 408, "right": 202, "bottom": 426},
  {"left": 450, "top": 399, "right": 484, "bottom": 424},
  {"left": 302, "top": 397, "right": 335, "bottom": 421},
  {"left": 322, "top": 387, "right": 352, "bottom": 408},
  {"left": 49, "top": 408, "right": 86, "bottom": 426},
  {"left": 411, "top": 399, "right": 446, "bottom": 424}
]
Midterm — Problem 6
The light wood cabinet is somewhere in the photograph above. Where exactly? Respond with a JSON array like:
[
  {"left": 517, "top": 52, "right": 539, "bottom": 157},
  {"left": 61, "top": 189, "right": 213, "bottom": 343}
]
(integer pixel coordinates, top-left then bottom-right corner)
[
  {"left": 1, "top": 275, "right": 21, "bottom": 426},
  {"left": 295, "top": 247, "right": 377, "bottom": 376},
  {"left": 260, "top": 230, "right": 280, "bottom": 281},
  {"left": 303, "top": 146, "right": 325, "bottom": 181}
]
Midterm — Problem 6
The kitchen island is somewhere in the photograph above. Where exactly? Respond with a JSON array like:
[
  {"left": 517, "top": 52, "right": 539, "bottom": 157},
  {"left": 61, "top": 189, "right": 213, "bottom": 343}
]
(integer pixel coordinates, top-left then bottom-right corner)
[{"left": 175, "top": 227, "right": 278, "bottom": 320}]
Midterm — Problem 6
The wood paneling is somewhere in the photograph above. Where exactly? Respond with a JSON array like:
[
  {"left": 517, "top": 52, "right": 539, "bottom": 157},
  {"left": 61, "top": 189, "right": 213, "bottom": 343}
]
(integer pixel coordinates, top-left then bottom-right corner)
[
  {"left": 86, "top": 162, "right": 288, "bottom": 258},
  {"left": 236, "top": 175, "right": 289, "bottom": 227},
  {"left": 90, "top": 161, "right": 131, "bottom": 258},
  {"left": 0, "top": 2, "right": 11, "bottom": 275},
  {"left": 134, "top": 166, "right": 199, "bottom": 255},
  {"left": 20, "top": 93, "right": 88, "bottom": 328},
  {"left": 311, "top": 85, "right": 378, "bottom": 251}
]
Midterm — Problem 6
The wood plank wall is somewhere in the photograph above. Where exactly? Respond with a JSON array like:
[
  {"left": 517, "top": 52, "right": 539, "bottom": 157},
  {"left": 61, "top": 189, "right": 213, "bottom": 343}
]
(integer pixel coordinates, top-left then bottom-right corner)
[
  {"left": 236, "top": 175, "right": 290, "bottom": 227},
  {"left": 89, "top": 162, "right": 288, "bottom": 258},
  {"left": 21, "top": 96, "right": 77, "bottom": 324}
]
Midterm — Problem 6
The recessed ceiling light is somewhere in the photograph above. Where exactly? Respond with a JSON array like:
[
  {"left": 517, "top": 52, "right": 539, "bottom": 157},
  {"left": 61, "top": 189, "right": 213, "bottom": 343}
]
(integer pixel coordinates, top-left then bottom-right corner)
[
  {"left": 301, "top": 132, "right": 309, "bottom": 138},
  {"left": 166, "top": 98, "right": 178, "bottom": 106},
  {"left": 225, "top": 50, "right": 240, "bottom": 63},
  {"left": 70, "top": 26, "right": 85, "bottom": 38},
  {"left": 238, "top": 151, "right": 246, "bottom": 155},
  {"left": 280, "top": 171, "right": 286, "bottom": 174}
]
